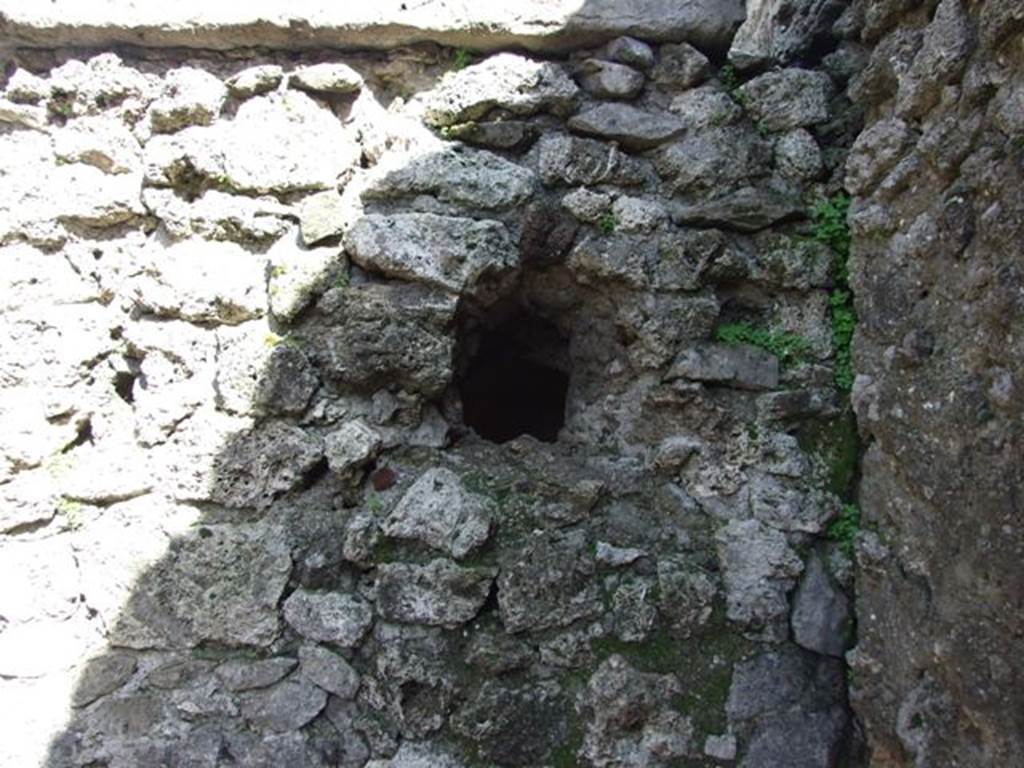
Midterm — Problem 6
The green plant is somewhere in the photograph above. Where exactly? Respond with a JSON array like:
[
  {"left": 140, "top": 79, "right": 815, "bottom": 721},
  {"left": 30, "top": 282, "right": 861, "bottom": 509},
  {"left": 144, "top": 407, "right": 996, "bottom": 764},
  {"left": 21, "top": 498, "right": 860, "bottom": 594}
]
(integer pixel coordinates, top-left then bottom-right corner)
[
  {"left": 826, "top": 503, "right": 861, "bottom": 557},
  {"left": 812, "top": 194, "right": 852, "bottom": 266},
  {"left": 719, "top": 63, "right": 740, "bottom": 95},
  {"left": 367, "top": 494, "right": 384, "bottom": 513},
  {"left": 813, "top": 193, "right": 856, "bottom": 390},
  {"left": 598, "top": 213, "right": 617, "bottom": 234},
  {"left": 715, "top": 322, "right": 812, "bottom": 367},
  {"left": 756, "top": 120, "right": 770, "bottom": 138},
  {"left": 452, "top": 48, "right": 473, "bottom": 70},
  {"left": 830, "top": 289, "right": 856, "bottom": 391}
]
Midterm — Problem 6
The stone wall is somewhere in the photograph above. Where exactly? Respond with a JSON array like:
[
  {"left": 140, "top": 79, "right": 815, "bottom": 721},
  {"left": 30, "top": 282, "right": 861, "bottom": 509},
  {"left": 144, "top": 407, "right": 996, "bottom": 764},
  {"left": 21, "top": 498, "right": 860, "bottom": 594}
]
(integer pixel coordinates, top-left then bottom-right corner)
[
  {"left": 0, "top": 1, "right": 1018, "bottom": 767},
  {"left": 842, "top": 0, "right": 1024, "bottom": 765}
]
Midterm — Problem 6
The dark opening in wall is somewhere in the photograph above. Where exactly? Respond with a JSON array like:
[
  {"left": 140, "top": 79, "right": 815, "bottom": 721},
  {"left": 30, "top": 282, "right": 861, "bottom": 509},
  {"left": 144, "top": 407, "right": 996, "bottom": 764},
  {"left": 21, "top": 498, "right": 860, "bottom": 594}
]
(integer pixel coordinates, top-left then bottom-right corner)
[{"left": 458, "top": 309, "right": 570, "bottom": 444}]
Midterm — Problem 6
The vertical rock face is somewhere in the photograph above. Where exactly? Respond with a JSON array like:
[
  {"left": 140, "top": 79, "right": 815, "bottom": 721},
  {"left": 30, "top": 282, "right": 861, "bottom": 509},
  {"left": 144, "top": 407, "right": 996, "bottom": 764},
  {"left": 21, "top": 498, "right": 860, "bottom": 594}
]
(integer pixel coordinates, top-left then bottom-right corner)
[
  {"left": 844, "top": 0, "right": 1024, "bottom": 766},
  {"left": 3, "top": 2, "right": 1016, "bottom": 766}
]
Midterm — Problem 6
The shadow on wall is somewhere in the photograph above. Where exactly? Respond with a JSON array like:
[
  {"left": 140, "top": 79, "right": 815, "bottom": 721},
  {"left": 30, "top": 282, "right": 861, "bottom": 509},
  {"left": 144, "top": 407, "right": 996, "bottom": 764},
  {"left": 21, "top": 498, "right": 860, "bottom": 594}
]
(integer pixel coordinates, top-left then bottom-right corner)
[{"left": 0, "top": 1, "right": 864, "bottom": 765}]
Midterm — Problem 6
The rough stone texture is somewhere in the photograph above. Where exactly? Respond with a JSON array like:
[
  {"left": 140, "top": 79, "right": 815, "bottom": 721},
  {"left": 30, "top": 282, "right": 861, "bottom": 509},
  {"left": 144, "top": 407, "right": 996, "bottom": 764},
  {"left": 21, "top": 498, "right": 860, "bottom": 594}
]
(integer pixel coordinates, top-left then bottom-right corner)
[
  {"left": 376, "top": 560, "right": 495, "bottom": 626},
  {"left": 0, "top": 28, "right": 863, "bottom": 768},
  {"left": 792, "top": 553, "right": 851, "bottom": 658},
  {"left": 845, "top": 1, "right": 1024, "bottom": 766},
  {"left": 567, "top": 104, "right": 686, "bottom": 150},
  {"left": 737, "top": 68, "right": 834, "bottom": 132},
  {"left": 283, "top": 590, "right": 374, "bottom": 647},
  {"left": 0, "top": 1, "right": 746, "bottom": 53},
  {"left": 716, "top": 519, "right": 804, "bottom": 640},
  {"left": 344, "top": 213, "right": 516, "bottom": 295},
  {"left": 381, "top": 468, "right": 493, "bottom": 558},
  {"left": 729, "top": 0, "right": 848, "bottom": 70},
  {"left": 576, "top": 59, "right": 645, "bottom": 100},
  {"left": 668, "top": 341, "right": 780, "bottom": 390},
  {"left": 420, "top": 54, "right": 578, "bottom": 127}
]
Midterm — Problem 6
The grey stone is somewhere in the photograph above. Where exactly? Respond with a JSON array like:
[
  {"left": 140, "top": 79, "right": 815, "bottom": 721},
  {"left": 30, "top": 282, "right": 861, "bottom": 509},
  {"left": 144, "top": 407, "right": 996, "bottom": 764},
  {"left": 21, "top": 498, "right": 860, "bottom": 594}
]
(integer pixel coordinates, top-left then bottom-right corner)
[
  {"left": 498, "top": 530, "right": 602, "bottom": 633},
  {"left": 595, "top": 541, "right": 647, "bottom": 567},
  {"left": 3, "top": 68, "right": 47, "bottom": 104},
  {"left": 71, "top": 652, "right": 137, "bottom": 707},
  {"left": 567, "top": 0, "right": 745, "bottom": 52},
  {"left": 376, "top": 559, "right": 495, "bottom": 626},
  {"left": 308, "top": 282, "right": 456, "bottom": 397},
  {"left": 344, "top": 213, "right": 516, "bottom": 295},
  {"left": 253, "top": 344, "right": 319, "bottom": 417},
  {"left": 657, "top": 559, "right": 717, "bottom": 637},
  {"left": 324, "top": 420, "right": 382, "bottom": 477},
  {"left": 53, "top": 115, "right": 141, "bottom": 174},
  {"left": 737, "top": 68, "right": 833, "bottom": 132},
  {"left": 110, "top": 523, "right": 293, "bottom": 649},
  {"left": 655, "top": 126, "right": 771, "bottom": 196},
  {"left": 362, "top": 145, "right": 536, "bottom": 211},
  {"left": 652, "top": 436, "right": 702, "bottom": 471},
  {"left": 226, "top": 64, "right": 283, "bottom": 98},
  {"left": 283, "top": 589, "right": 374, "bottom": 646},
  {"left": 298, "top": 190, "right": 346, "bottom": 245},
  {"left": 669, "top": 186, "right": 804, "bottom": 231},
  {"left": 148, "top": 67, "right": 226, "bottom": 134},
  {"left": 586, "top": 654, "right": 681, "bottom": 731},
  {"left": 197, "top": 422, "right": 324, "bottom": 510},
  {"left": 466, "top": 631, "right": 535, "bottom": 674},
  {"left": 0, "top": 99, "right": 47, "bottom": 130},
  {"left": 668, "top": 85, "right": 744, "bottom": 129},
  {"left": 791, "top": 553, "right": 851, "bottom": 658},
  {"left": 652, "top": 42, "right": 711, "bottom": 88},
  {"left": 216, "top": 657, "right": 297, "bottom": 692},
  {"left": 704, "top": 733, "right": 738, "bottom": 761},
  {"left": 611, "top": 578, "right": 658, "bottom": 642},
  {"left": 844, "top": 118, "right": 913, "bottom": 195},
  {"left": 365, "top": 741, "right": 465, "bottom": 768},
  {"left": 577, "top": 59, "right": 645, "bottom": 100},
  {"left": 536, "top": 134, "right": 652, "bottom": 187},
  {"left": 145, "top": 658, "right": 216, "bottom": 689},
  {"left": 562, "top": 188, "right": 614, "bottom": 223},
  {"left": 421, "top": 53, "right": 578, "bottom": 127},
  {"left": 144, "top": 90, "right": 360, "bottom": 194},
  {"left": 381, "top": 467, "right": 493, "bottom": 559},
  {"left": 289, "top": 63, "right": 363, "bottom": 94},
  {"left": 774, "top": 128, "right": 824, "bottom": 181},
  {"left": 240, "top": 678, "right": 327, "bottom": 733},
  {"left": 567, "top": 104, "right": 685, "bottom": 150},
  {"left": 519, "top": 198, "right": 580, "bottom": 265},
  {"left": 451, "top": 680, "right": 568, "bottom": 766},
  {"left": 715, "top": 519, "right": 803, "bottom": 639},
  {"left": 440, "top": 120, "right": 537, "bottom": 151},
  {"left": 729, "top": 0, "right": 847, "bottom": 70},
  {"left": 726, "top": 648, "right": 847, "bottom": 767},
  {"left": 580, "top": 654, "right": 689, "bottom": 766},
  {"left": 130, "top": 236, "right": 265, "bottom": 325},
  {"left": 605, "top": 36, "right": 655, "bottom": 70},
  {"left": 668, "top": 342, "right": 779, "bottom": 390},
  {"left": 299, "top": 644, "right": 361, "bottom": 698},
  {"left": 143, "top": 188, "right": 290, "bottom": 244},
  {"left": 567, "top": 233, "right": 652, "bottom": 289},
  {"left": 895, "top": 0, "right": 973, "bottom": 119},
  {"left": 611, "top": 195, "right": 667, "bottom": 233}
]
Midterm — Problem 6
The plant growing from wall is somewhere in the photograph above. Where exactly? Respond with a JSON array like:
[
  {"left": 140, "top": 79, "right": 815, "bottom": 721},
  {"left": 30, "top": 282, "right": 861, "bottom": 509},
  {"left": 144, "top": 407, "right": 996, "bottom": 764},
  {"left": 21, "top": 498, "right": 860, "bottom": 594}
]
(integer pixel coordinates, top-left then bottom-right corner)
[
  {"left": 715, "top": 322, "right": 812, "bottom": 367},
  {"left": 813, "top": 193, "right": 855, "bottom": 391}
]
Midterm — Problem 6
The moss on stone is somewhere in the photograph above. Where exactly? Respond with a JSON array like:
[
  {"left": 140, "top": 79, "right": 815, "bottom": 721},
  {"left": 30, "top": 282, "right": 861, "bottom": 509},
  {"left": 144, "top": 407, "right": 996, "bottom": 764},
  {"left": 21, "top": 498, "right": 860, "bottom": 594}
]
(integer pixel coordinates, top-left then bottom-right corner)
[{"left": 798, "top": 407, "right": 860, "bottom": 501}]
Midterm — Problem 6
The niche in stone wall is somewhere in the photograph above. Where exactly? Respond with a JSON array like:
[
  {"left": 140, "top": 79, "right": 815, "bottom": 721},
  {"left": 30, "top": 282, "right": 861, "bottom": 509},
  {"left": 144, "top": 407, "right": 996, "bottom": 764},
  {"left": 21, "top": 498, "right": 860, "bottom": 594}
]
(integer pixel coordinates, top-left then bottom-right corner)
[{"left": 455, "top": 295, "right": 571, "bottom": 444}]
